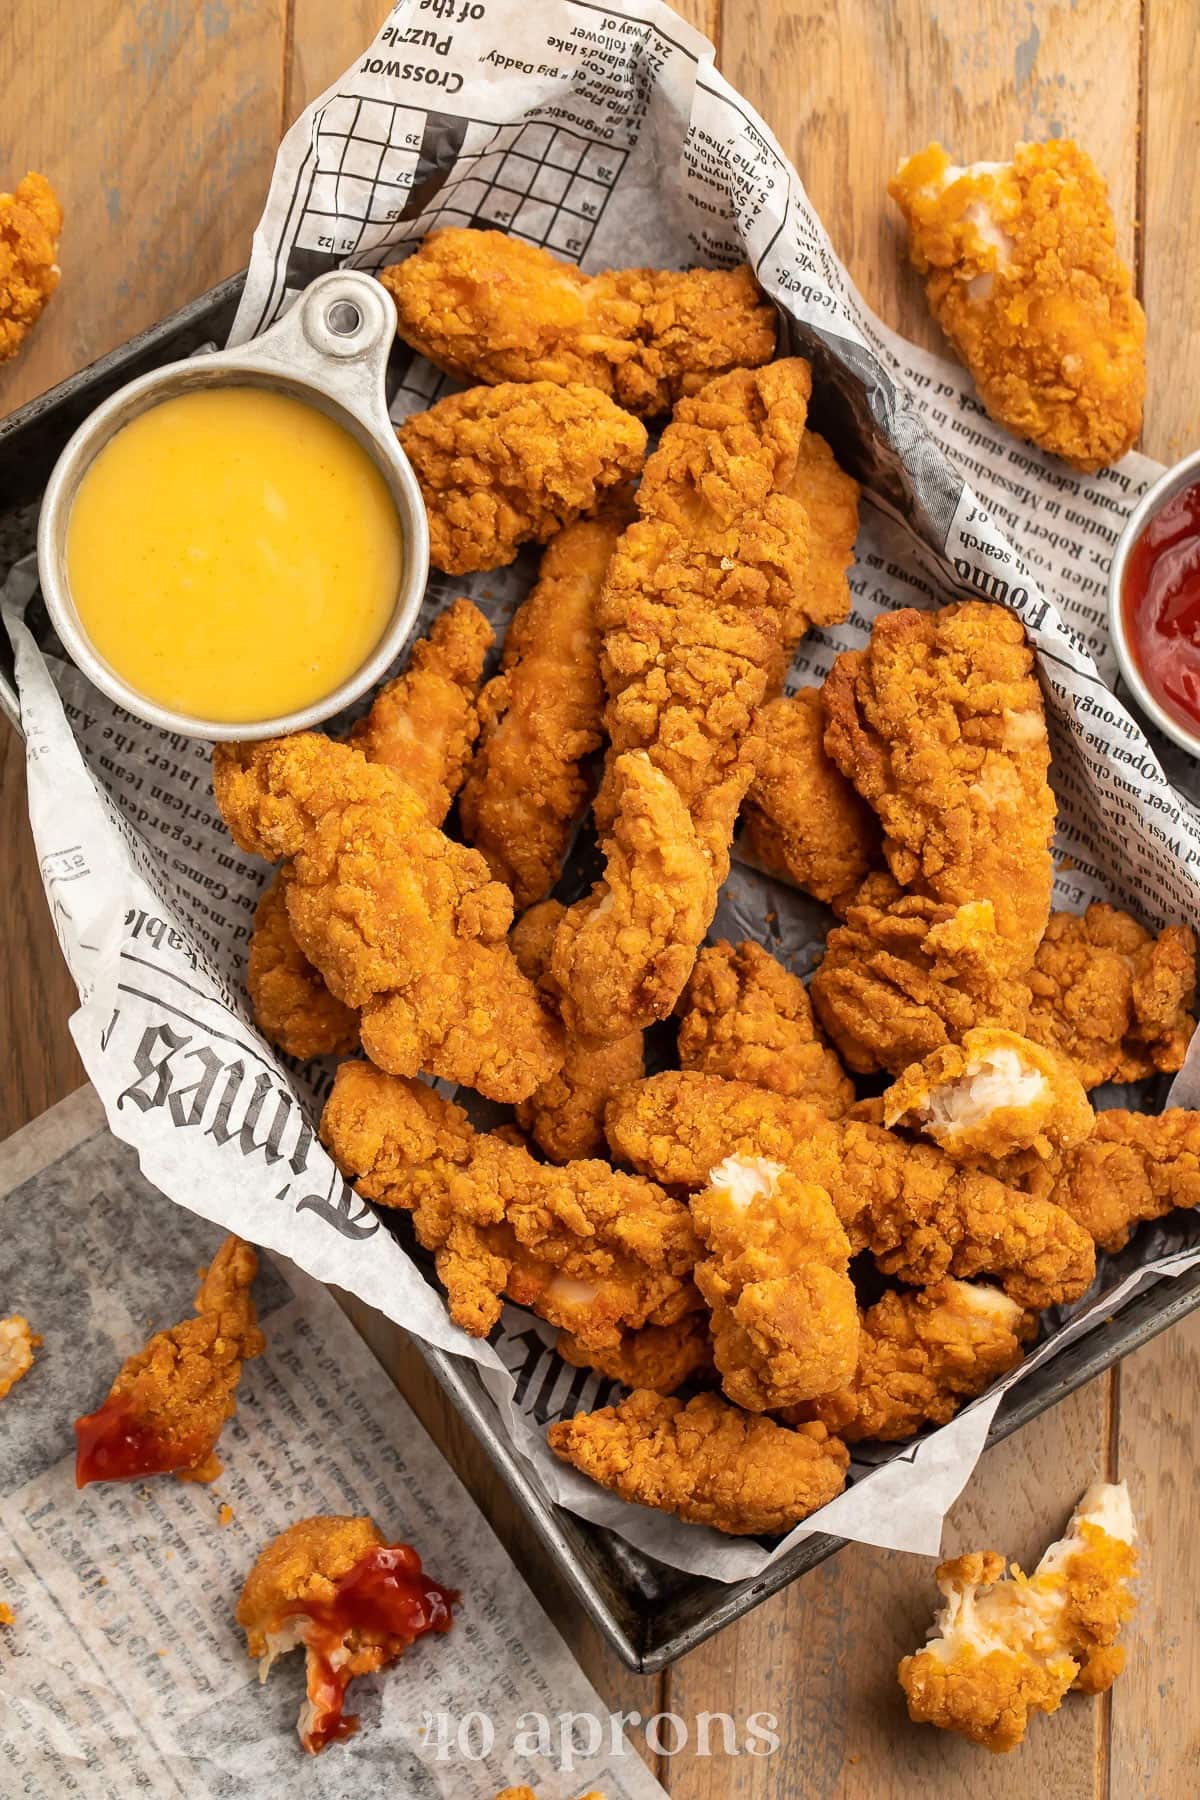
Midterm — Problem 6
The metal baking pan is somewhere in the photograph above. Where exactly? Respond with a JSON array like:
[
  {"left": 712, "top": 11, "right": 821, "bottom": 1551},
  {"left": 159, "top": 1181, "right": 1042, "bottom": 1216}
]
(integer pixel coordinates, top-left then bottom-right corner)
[{"left": 4, "top": 278, "right": 1200, "bottom": 1672}]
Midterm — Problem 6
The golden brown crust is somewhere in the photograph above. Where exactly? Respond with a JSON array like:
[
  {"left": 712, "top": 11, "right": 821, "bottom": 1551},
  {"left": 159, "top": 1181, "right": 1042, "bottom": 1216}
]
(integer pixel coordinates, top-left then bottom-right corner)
[
  {"left": 777, "top": 429, "right": 860, "bottom": 652},
  {"left": 1054, "top": 1107, "right": 1200, "bottom": 1250},
  {"left": 0, "top": 173, "right": 62, "bottom": 362},
  {"left": 557, "top": 1314, "right": 714, "bottom": 1396},
  {"left": 0, "top": 1315, "right": 41, "bottom": 1399},
  {"left": 247, "top": 875, "right": 360, "bottom": 1061},
  {"left": 237, "top": 1515, "right": 385, "bottom": 1655},
  {"left": 883, "top": 1026, "right": 1094, "bottom": 1163}
]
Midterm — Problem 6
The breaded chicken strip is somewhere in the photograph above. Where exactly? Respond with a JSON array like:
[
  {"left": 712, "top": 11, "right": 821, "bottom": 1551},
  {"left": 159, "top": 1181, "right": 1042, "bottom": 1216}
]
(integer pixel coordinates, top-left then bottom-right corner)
[
  {"left": 74, "top": 1237, "right": 263, "bottom": 1486},
  {"left": 776, "top": 429, "right": 860, "bottom": 661},
  {"left": 238, "top": 1516, "right": 455, "bottom": 1754},
  {"left": 889, "top": 142, "right": 1144, "bottom": 472},
  {"left": 1, "top": 173, "right": 62, "bottom": 362},
  {"left": 899, "top": 1482, "right": 1137, "bottom": 1751},
  {"left": 321, "top": 1061, "right": 699, "bottom": 1347},
  {"left": 557, "top": 1313, "right": 715, "bottom": 1397},
  {"left": 247, "top": 874, "right": 360, "bottom": 1061},
  {"left": 694, "top": 1155, "right": 858, "bottom": 1411},
  {"left": 823, "top": 603, "right": 1054, "bottom": 972},
  {"left": 382, "top": 229, "right": 776, "bottom": 416},
  {"left": 677, "top": 939, "right": 852, "bottom": 1117},
  {"left": 214, "top": 735, "right": 562, "bottom": 1102},
  {"left": 398, "top": 381, "right": 646, "bottom": 574},
  {"left": 548, "top": 1389, "right": 849, "bottom": 1536},
  {"left": 787, "top": 1279, "right": 1032, "bottom": 1442},
  {"left": 460, "top": 511, "right": 624, "bottom": 907},
  {"left": 885, "top": 1027, "right": 1093, "bottom": 1164},
  {"left": 511, "top": 899, "right": 644, "bottom": 1162},
  {"left": 741, "top": 687, "right": 882, "bottom": 907},
  {"left": 1054, "top": 1108, "right": 1200, "bottom": 1251},
  {"left": 1026, "top": 904, "right": 1196, "bottom": 1089},
  {"left": 0, "top": 1315, "right": 40, "bottom": 1399},
  {"left": 605, "top": 1071, "right": 1094, "bottom": 1306}
]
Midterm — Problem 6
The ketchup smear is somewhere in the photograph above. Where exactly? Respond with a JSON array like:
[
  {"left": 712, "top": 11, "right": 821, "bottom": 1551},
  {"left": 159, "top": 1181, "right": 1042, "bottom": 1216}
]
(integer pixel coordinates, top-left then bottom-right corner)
[
  {"left": 74, "top": 1393, "right": 188, "bottom": 1488},
  {"left": 285, "top": 1545, "right": 457, "bottom": 1752},
  {"left": 1121, "top": 479, "right": 1200, "bottom": 734}
]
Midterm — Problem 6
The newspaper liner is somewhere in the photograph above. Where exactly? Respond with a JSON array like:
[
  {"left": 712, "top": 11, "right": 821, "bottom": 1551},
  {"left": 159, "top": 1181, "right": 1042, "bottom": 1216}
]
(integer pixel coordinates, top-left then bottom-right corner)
[{"left": 5, "top": 0, "right": 1200, "bottom": 1582}]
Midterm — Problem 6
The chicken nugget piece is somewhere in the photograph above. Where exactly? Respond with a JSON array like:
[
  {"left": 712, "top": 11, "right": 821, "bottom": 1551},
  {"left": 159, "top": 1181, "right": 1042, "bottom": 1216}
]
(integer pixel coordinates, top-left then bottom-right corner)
[
  {"left": 74, "top": 1237, "right": 263, "bottom": 1486},
  {"left": 247, "top": 874, "right": 360, "bottom": 1061},
  {"left": 382, "top": 228, "right": 776, "bottom": 416},
  {"left": 549, "top": 1389, "right": 849, "bottom": 1536},
  {"left": 0, "top": 1315, "right": 41, "bottom": 1399},
  {"left": 511, "top": 899, "right": 644, "bottom": 1162},
  {"left": 777, "top": 429, "right": 860, "bottom": 655},
  {"left": 1054, "top": 1107, "right": 1200, "bottom": 1251},
  {"left": 788, "top": 1279, "right": 1032, "bottom": 1442},
  {"left": 1, "top": 173, "right": 62, "bottom": 362},
  {"left": 884, "top": 1027, "right": 1093, "bottom": 1164},
  {"left": 558, "top": 1313, "right": 715, "bottom": 1397},
  {"left": 741, "top": 687, "right": 882, "bottom": 907},
  {"left": 678, "top": 938, "right": 853, "bottom": 1117},
  {"left": 694, "top": 1156, "right": 858, "bottom": 1411},
  {"left": 899, "top": 1481, "right": 1137, "bottom": 1751},
  {"left": 889, "top": 142, "right": 1144, "bottom": 472},
  {"left": 460, "top": 510, "right": 624, "bottom": 907},
  {"left": 823, "top": 603, "right": 1055, "bottom": 972},
  {"left": 321, "top": 1060, "right": 699, "bottom": 1347},
  {"left": 398, "top": 381, "right": 647, "bottom": 575},
  {"left": 1026, "top": 904, "right": 1196, "bottom": 1089},
  {"left": 238, "top": 1515, "right": 455, "bottom": 1754}
]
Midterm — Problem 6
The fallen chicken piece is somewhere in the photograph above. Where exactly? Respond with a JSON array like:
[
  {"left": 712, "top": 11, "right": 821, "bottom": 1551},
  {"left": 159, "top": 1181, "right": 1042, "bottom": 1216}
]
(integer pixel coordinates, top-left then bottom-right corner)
[
  {"left": 0, "top": 1314, "right": 41, "bottom": 1399},
  {"left": 899, "top": 1480, "right": 1138, "bottom": 1751},
  {"left": 558, "top": 1314, "right": 715, "bottom": 1397},
  {"left": 884, "top": 1027, "right": 1093, "bottom": 1164},
  {"left": 496, "top": 1789, "right": 606, "bottom": 1800},
  {"left": 1, "top": 172, "right": 62, "bottom": 362},
  {"left": 74, "top": 1236, "right": 263, "bottom": 1485},
  {"left": 237, "top": 1515, "right": 455, "bottom": 1754},
  {"left": 693, "top": 1156, "right": 858, "bottom": 1411},
  {"left": 1054, "top": 1108, "right": 1200, "bottom": 1250},
  {"left": 382, "top": 227, "right": 776, "bottom": 415},
  {"left": 398, "top": 380, "right": 647, "bottom": 574},
  {"left": 549, "top": 1388, "right": 849, "bottom": 1536},
  {"left": 889, "top": 141, "right": 1144, "bottom": 471}
]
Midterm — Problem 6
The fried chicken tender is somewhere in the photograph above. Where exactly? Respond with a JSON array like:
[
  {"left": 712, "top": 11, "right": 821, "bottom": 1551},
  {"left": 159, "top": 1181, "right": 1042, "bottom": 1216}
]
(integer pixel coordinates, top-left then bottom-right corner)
[
  {"left": 1, "top": 173, "right": 62, "bottom": 362},
  {"left": 321, "top": 1060, "right": 699, "bottom": 1347},
  {"left": 823, "top": 603, "right": 1055, "bottom": 972},
  {"left": 678, "top": 938, "right": 852, "bottom": 1116},
  {"left": 0, "top": 1315, "right": 41, "bottom": 1399},
  {"left": 810, "top": 875, "right": 1032, "bottom": 1076},
  {"left": 382, "top": 228, "right": 776, "bottom": 416},
  {"left": 74, "top": 1237, "right": 263, "bottom": 1486},
  {"left": 398, "top": 381, "right": 647, "bottom": 574},
  {"left": 460, "top": 511, "right": 624, "bottom": 907},
  {"left": 694, "top": 1156, "right": 858, "bottom": 1411},
  {"left": 548, "top": 1389, "right": 849, "bottom": 1536},
  {"left": 884, "top": 1027, "right": 1094, "bottom": 1164},
  {"left": 741, "top": 687, "right": 882, "bottom": 907},
  {"left": 605, "top": 1071, "right": 1094, "bottom": 1306},
  {"left": 557, "top": 1313, "right": 715, "bottom": 1396},
  {"left": 247, "top": 874, "right": 360, "bottom": 1061},
  {"left": 497, "top": 1790, "right": 606, "bottom": 1800},
  {"left": 213, "top": 734, "right": 562, "bottom": 1102},
  {"left": 510, "top": 899, "right": 644, "bottom": 1162},
  {"left": 787, "top": 1279, "right": 1032, "bottom": 1442},
  {"left": 238, "top": 1515, "right": 455, "bottom": 1754},
  {"left": 899, "top": 1481, "right": 1138, "bottom": 1751},
  {"left": 889, "top": 142, "right": 1144, "bottom": 472},
  {"left": 549, "top": 751, "right": 717, "bottom": 1039},
  {"left": 1026, "top": 904, "right": 1197, "bottom": 1089},
  {"left": 1055, "top": 1108, "right": 1200, "bottom": 1251},
  {"left": 777, "top": 429, "right": 860, "bottom": 657}
]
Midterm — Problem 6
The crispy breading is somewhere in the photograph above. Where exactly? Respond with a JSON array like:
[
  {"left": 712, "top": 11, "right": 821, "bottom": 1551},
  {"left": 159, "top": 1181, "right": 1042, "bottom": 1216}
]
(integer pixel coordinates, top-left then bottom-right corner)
[
  {"left": 787, "top": 1279, "right": 1032, "bottom": 1442},
  {"left": 884, "top": 1027, "right": 1094, "bottom": 1163},
  {"left": 677, "top": 938, "right": 853, "bottom": 1117},
  {"left": 247, "top": 874, "right": 360, "bottom": 1061},
  {"left": 382, "top": 228, "right": 776, "bottom": 415},
  {"left": 0, "top": 1315, "right": 41, "bottom": 1399},
  {"left": 889, "top": 142, "right": 1144, "bottom": 471},
  {"left": 823, "top": 603, "right": 1055, "bottom": 972},
  {"left": 741, "top": 687, "right": 882, "bottom": 907},
  {"left": 1054, "top": 1108, "right": 1200, "bottom": 1251},
  {"left": 605, "top": 1070, "right": 1095, "bottom": 1306},
  {"left": 74, "top": 1237, "right": 263, "bottom": 1486},
  {"left": 496, "top": 1790, "right": 606, "bottom": 1800},
  {"left": 548, "top": 1389, "right": 849, "bottom": 1536},
  {"left": 1, "top": 173, "right": 62, "bottom": 362},
  {"left": 320, "top": 1061, "right": 699, "bottom": 1347},
  {"left": 398, "top": 380, "right": 646, "bottom": 574},
  {"left": 213, "top": 734, "right": 563, "bottom": 1102},
  {"left": 777, "top": 429, "right": 860, "bottom": 655},
  {"left": 1026, "top": 904, "right": 1196, "bottom": 1089},
  {"left": 460, "top": 511, "right": 624, "bottom": 907},
  {"left": 694, "top": 1156, "right": 858, "bottom": 1411},
  {"left": 557, "top": 1314, "right": 715, "bottom": 1397}
]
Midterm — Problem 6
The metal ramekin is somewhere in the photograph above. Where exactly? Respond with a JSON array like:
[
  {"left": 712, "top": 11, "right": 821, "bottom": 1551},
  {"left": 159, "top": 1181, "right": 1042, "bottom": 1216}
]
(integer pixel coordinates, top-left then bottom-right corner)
[
  {"left": 37, "top": 270, "right": 429, "bottom": 741},
  {"left": 1108, "top": 446, "right": 1200, "bottom": 759}
]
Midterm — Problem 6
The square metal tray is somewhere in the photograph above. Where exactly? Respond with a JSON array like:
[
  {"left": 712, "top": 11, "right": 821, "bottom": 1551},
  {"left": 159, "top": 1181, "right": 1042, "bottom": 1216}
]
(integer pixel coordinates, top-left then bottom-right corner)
[{"left": 4, "top": 277, "right": 1199, "bottom": 1672}]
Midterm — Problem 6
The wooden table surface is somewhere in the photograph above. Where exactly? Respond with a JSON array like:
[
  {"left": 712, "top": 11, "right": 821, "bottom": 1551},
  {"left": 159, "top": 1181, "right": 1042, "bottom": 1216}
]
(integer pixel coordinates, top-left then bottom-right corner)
[{"left": 3, "top": 3, "right": 1198, "bottom": 1795}]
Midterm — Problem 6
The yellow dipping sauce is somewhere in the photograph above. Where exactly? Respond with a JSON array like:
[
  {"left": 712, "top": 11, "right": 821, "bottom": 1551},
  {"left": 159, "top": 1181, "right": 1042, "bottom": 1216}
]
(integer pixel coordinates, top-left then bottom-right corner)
[{"left": 66, "top": 387, "right": 403, "bottom": 723}]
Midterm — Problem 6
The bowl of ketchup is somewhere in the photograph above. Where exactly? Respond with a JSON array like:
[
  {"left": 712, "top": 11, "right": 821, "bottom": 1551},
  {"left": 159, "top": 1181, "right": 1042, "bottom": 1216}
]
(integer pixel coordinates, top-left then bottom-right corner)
[{"left": 1109, "top": 448, "right": 1200, "bottom": 756}]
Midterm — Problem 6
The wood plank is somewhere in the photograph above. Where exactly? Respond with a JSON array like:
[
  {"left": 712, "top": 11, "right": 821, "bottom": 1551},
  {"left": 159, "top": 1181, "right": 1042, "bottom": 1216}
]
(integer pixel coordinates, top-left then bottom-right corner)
[
  {"left": 285, "top": 1, "right": 391, "bottom": 125},
  {"left": 1138, "top": 0, "right": 1199, "bottom": 463}
]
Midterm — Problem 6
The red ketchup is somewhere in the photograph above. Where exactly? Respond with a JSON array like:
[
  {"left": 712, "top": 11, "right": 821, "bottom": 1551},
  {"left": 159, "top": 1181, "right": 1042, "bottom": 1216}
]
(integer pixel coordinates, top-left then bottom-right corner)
[
  {"left": 74, "top": 1393, "right": 185, "bottom": 1487},
  {"left": 1121, "top": 479, "right": 1200, "bottom": 735}
]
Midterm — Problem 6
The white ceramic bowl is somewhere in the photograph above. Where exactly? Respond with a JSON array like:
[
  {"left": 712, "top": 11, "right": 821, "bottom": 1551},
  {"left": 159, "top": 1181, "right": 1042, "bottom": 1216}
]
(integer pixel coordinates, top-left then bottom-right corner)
[{"left": 1107, "top": 446, "right": 1200, "bottom": 758}]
